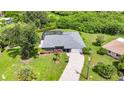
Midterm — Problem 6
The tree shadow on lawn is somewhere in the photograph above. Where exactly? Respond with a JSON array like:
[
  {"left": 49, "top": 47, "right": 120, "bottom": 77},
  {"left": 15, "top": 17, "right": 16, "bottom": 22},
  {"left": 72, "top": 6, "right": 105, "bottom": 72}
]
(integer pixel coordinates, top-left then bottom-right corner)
[
  {"left": 92, "top": 42, "right": 100, "bottom": 46},
  {"left": 7, "top": 47, "right": 39, "bottom": 59},
  {"left": 7, "top": 48, "right": 20, "bottom": 58}
]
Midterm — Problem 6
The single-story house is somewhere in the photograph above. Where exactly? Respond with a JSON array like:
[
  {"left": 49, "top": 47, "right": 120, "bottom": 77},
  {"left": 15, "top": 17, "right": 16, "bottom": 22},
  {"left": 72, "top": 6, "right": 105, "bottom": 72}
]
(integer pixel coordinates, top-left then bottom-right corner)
[
  {"left": 102, "top": 38, "right": 124, "bottom": 59},
  {"left": 39, "top": 31, "right": 86, "bottom": 53}
]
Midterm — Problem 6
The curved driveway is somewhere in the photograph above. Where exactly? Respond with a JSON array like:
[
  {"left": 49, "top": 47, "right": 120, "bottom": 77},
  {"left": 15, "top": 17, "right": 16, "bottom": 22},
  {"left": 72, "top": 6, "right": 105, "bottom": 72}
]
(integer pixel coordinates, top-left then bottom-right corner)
[{"left": 59, "top": 51, "right": 84, "bottom": 81}]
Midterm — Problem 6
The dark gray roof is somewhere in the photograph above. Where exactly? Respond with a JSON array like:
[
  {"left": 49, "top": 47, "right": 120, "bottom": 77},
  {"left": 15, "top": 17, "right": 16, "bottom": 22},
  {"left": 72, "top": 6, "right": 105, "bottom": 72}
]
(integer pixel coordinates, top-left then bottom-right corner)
[{"left": 41, "top": 32, "right": 86, "bottom": 49}]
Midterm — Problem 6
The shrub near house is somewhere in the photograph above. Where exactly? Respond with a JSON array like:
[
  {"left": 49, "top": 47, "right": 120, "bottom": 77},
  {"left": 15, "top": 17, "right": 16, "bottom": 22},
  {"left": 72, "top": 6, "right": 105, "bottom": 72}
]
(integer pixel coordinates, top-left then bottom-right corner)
[
  {"left": 82, "top": 47, "right": 91, "bottom": 55},
  {"left": 97, "top": 48, "right": 107, "bottom": 55},
  {"left": 117, "top": 55, "right": 124, "bottom": 76}
]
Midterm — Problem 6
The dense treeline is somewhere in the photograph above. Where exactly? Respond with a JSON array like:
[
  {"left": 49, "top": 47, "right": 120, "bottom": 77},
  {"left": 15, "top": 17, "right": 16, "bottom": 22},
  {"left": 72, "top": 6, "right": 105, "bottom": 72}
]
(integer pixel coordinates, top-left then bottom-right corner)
[
  {"left": 54, "top": 12, "right": 124, "bottom": 35},
  {"left": 3, "top": 11, "right": 49, "bottom": 28},
  {"left": 2, "top": 11, "right": 124, "bottom": 35}
]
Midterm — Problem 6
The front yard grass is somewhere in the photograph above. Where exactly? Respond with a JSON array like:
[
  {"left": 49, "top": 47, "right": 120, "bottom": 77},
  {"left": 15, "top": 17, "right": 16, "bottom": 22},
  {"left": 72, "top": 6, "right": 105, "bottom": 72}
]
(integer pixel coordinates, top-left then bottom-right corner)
[
  {"left": 80, "top": 32, "right": 124, "bottom": 80},
  {"left": 0, "top": 50, "right": 67, "bottom": 81}
]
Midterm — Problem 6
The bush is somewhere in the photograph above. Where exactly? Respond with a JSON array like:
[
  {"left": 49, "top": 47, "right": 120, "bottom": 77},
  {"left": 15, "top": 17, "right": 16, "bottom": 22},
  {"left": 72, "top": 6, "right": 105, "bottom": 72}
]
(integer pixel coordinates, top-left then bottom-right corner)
[
  {"left": 118, "top": 71, "right": 124, "bottom": 77},
  {"left": 117, "top": 62, "right": 124, "bottom": 76},
  {"left": 93, "top": 62, "right": 117, "bottom": 79},
  {"left": 95, "top": 35, "right": 104, "bottom": 46},
  {"left": 17, "top": 67, "right": 37, "bottom": 81},
  {"left": 118, "top": 62, "right": 124, "bottom": 70},
  {"left": 119, "top": 55, "right": 124, "bottom": 63},
  {"left": 39, "top": 49, "right": 45, "bottom": 53},
  {"left": 36, "top": 28, "right": 43, "bottom": 32},
  {"left": 82, "top": 47, "right": 91, "bottom": 55},
  {"left": 97, "top": 48, "right": 107, "bottom": 55},
  {"left": 43, "top": 23, "right": 57, "bottom": 31}
]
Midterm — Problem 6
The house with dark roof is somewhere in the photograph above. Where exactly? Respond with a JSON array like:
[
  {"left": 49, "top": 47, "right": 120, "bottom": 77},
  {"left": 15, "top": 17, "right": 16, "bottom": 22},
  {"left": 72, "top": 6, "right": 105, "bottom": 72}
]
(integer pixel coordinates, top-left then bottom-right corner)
[
  {"left": 39, "top": 31, "right": 86, "bottom": 53},
  {"left": 102, "top": 38, "right": 124, "bottom": 59}
]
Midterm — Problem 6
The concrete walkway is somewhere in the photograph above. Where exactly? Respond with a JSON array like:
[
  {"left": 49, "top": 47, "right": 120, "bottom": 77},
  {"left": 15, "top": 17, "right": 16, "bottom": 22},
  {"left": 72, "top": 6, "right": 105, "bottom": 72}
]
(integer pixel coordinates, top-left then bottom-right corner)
[{"left": 59, "top": 52, "right": 84, "bottom": 81}]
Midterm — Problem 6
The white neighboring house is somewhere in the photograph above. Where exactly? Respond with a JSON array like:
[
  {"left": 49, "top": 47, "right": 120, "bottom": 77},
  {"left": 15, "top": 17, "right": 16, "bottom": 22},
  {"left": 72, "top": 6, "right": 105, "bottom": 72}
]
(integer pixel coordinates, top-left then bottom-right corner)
[
  {"left": 0, "top": 17, "right": 13, "bottom": 24},
  {"left": 39, "top": 31, "right": 86, "bottom": 53},
  {"left": 102, "top": 38, "right": 124, "bottom": 59}
]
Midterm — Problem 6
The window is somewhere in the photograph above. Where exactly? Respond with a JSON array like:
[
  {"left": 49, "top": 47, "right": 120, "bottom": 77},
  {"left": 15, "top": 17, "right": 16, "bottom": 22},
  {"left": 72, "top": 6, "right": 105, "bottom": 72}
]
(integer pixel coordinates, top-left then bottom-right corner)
[
  {"left": 116, "top": 54, "right": 120, "bottom": 57},
  {"left": 108, "top": 51, "right": 111, "bottom": 53}
]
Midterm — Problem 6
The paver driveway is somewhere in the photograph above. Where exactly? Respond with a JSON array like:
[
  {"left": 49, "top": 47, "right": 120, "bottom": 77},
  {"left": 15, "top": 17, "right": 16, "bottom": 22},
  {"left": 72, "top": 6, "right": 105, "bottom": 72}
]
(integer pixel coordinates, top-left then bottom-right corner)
[{"left": 59, "top": 51, "right": 84, "bottom": 81}]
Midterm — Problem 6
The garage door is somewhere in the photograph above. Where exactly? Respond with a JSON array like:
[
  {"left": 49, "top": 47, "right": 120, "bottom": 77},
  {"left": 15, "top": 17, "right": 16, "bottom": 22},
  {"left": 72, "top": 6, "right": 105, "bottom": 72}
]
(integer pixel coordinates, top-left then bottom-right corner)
[{"left": 71, "top": 49, "right": 82, "bottom": 53}]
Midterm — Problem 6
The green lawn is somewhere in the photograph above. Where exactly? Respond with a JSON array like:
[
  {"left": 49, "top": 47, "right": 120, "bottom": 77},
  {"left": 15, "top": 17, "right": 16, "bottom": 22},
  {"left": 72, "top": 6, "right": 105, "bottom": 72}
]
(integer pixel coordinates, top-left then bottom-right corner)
[
  {"left": 35, "top": 30, "right": 124, "bottom": 81},
  {"left": 0, "top": 49, "right": 67, "bottom": 81},
  {"left": 80, "top": 32, "right": 124, "bottom": 80},
  {"left": 60, "top": 29, "right": 123, "bottom": 80},
  {"left": 0, "top": 28, "right": 124, "bottom": 81}
]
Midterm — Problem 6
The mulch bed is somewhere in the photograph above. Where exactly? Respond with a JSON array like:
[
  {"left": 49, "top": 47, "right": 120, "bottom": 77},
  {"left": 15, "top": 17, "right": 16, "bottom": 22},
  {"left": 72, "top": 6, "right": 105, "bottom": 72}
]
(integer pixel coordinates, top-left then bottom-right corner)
[{"left": 39, "top": 49, "right": 63, "bottom": 56}]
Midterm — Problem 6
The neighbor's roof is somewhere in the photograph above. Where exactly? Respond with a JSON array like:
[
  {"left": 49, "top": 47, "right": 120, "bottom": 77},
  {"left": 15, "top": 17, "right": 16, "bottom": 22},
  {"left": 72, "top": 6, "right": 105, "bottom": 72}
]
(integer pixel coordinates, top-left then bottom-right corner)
[
  {"left": 41, "top": 32, "right": 86, "bottom": 49},
  {"left": 102, "top": 38, "right": 124, "bottom": 55}
]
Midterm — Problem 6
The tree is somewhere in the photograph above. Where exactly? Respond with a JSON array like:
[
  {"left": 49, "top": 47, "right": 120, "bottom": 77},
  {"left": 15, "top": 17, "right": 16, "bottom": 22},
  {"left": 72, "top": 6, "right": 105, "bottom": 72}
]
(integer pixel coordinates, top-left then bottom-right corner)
[
  {"left": 97, "top": 48, "right": 107, "bottom": 55},
  {"left": 4, "top": 11, "right": 24, "bottom": 22},
  {"left": 94, "top": 63, "right": 117, "bottom": 79},
  {"left": 23, "top": 11, "right": 49, "bottom": 28},
  {"left": 53, "top": 52, "right": 60, "bottom": 62},
  {"left": 17, "top": 67, "right": 37, "bottom": 81},
  {"left": 95, "top": 35, "right": 104, "bottom": 46},
  {"left": 117, "top": 55, "right": 124, "bottom": 75},
  {"left": 2, "top": 23, "right": 39, "bottom": 59},
  {"left": 19, "top": 24, "right": 40, "bottom": 59},
  {"left": 118, "top": 63, "right": 124, "bottom": 70},
  {"left": 82, "top": 47, "right": 91, "bottom": 55},
  {"left": 117, "top": 62, "right": 124, "bottom": 77},
  {"left": 0, "top": 35, "right": 7, "bottom": 53},
  {"left": 2, "top": 24, "right": 21, "bottom": 47}
]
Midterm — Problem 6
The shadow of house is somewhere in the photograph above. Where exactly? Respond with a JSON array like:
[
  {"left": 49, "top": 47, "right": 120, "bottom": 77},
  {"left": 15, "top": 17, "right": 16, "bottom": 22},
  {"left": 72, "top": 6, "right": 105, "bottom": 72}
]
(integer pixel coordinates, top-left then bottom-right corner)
[{"left": 7, "top": 48, "right": 39, "bottom": 60}]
